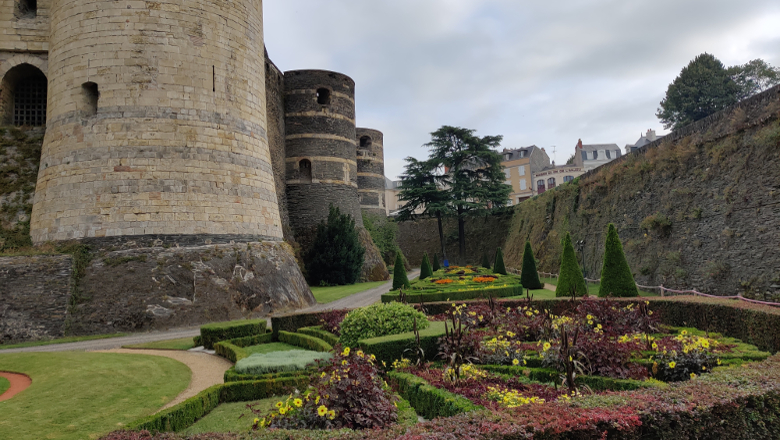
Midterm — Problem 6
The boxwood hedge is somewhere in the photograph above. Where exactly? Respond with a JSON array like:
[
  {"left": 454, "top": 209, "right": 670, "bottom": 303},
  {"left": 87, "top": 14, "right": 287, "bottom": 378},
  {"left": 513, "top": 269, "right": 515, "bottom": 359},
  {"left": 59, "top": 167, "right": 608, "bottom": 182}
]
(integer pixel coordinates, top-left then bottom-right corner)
[{"left": 199, "top": 319, "right": 267, "bottom": 349}]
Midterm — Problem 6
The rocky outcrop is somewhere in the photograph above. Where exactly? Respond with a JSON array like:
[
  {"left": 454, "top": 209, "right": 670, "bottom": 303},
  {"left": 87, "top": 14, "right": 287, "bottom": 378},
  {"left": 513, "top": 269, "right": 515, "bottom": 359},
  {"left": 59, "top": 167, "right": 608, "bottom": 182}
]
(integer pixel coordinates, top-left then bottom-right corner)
[{"left": 359, "top": 228, "right": 390, "bottom": 282}]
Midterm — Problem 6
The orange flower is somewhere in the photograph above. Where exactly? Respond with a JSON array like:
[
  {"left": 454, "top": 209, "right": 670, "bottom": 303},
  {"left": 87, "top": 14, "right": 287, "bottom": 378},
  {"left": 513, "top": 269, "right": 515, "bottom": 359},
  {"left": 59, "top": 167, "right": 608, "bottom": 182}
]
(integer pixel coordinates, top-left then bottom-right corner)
[
  {"left": 473, "top": 276, "right": 496, "bottom": 283},
  {"left": 433, "top": 279, "right": 454, "bottom": 284}
]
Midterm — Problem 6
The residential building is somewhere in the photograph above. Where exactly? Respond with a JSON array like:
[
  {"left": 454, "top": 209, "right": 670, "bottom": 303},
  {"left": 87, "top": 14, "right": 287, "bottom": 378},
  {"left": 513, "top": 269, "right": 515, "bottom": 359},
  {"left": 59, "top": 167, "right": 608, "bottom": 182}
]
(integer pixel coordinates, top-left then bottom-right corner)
[
  {"left": 573, "top": 139, "right": 622, "bottom": 171},
  {"left": 384, "top": 177, "right": 425, "bottom": 216},
  {"left": 625, "top": 129, "right": 665, "bottom": 154},
  {"left": 533, "top": 163, "right": 585, "bottom": 195},
  {"left": 500, "top": 146, "right": 551, "bottom": 205}
]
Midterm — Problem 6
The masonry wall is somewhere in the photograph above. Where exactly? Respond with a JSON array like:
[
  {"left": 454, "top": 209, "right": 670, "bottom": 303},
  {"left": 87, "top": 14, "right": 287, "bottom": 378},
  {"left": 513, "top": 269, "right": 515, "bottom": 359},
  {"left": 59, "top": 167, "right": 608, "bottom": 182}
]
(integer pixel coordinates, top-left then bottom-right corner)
[
  {"left": 0, "top": 0, "right": 50, "bottom": 52},
  {"left": 264, "top": 51, "right": 292, "bottom": 241},
  {"left": 356, "top": 128, "right": 386, "bottom": 216}
]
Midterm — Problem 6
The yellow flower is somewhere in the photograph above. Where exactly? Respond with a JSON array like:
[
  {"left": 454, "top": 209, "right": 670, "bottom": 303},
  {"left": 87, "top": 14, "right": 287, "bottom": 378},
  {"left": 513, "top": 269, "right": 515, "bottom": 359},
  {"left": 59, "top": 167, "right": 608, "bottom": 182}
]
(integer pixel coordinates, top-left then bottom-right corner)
[
  {"left": 356, "top": 350, "right": 364, "bottom": 357},
  {"left": 254, "top": 418, "right": 259, "bottom": 424},
  {"left": 342, "top": 347, "right": 351, "bottom": 356},
  {"left": 294, "top": 398, "right": 303, "bottom": 407},
  {"left": 512, "top": 358, "right": 519, "bottom": 366},
  {"left": 327, "top": 409, "right": 336, "bottom": 420},
  {"left": 279, "top": 407, "right": 287, "bottom": 415},
  {"left": 690, "top": 373, "right": 697, "bottom": 379},
  {"left": 717, "top": 359, "right": 722, "bottom": 366},
  {"left": 317, "top": 405, "right": 328, "bottom": 417},
  {"left": 652, "top": 342, "right": 658, "bottom": 350},
  {"left": 275, "top": 401, "right": 283, "bottom": 408},
  {"left": 597, "top": 324, "right": 602, "bottom": 330},
  {"left": 543, "top": 342, "right": 551, "bottom": 351},
  {"left": 681, "top": 330, "right": 688, "bottom": 336},
  {"left": 669, "top": 361, "right": 677, "bottom": 369},
  {"left": 701, "top": 340, "right": 710, "bottom": 349},
  {"left": 315, "top": 395, "right": 320, "bottom": 404},
  {"left": 702, "top": 366, "right": 707, "bottom": 371},
  {"left": 478, "top": 315, "right": 484, "bottom": 321}
]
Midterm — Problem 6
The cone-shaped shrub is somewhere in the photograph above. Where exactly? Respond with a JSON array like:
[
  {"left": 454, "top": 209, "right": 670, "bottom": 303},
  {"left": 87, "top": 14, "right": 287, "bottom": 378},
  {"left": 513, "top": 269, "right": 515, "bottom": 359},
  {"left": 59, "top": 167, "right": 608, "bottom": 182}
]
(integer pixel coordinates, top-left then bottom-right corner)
[
  {"left": 555, "top": 233, "right": 588, "bottom": 297},
  {"left": 432, "top": 253, "right": 440, "bottom": 272},
  {"left": 305, "top": 205, "right": 365, "bottom": 286},
  {"left": 481, "top": 253, "right": 491, "bottom": 269},
  {"left": 493, "top": 247, "right": 507, "bottom": 275},
  {"left": 392, "top": 252, "right": 411, "bottom": 290},
  {"left": 599, "top": 224, "right": 639, "bottom": 297},
  {"left": 521, "top": 241, "right": 543, "bottom": 289},
  {"left": 420, "top": 253, "right": 433, "bottom": 280}
]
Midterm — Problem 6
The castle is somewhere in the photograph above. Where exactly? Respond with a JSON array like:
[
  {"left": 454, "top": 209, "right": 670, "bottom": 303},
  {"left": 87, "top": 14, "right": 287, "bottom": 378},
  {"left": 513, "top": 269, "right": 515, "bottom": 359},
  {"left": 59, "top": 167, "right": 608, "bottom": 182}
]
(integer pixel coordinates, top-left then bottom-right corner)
[{"left": 0, "top": 0, "right": 388, "bottom": 342}]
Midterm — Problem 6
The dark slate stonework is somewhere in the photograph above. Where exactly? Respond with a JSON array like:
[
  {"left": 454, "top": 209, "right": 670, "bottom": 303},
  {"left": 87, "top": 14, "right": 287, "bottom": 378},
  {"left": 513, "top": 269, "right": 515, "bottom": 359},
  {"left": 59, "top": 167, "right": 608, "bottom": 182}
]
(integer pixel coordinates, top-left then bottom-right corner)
[
  {"left": 0, "top": 255, "right": 72, "bottom": 343},
  {"left": 356, "top": 128, "right": 386, "bottom": 217}
]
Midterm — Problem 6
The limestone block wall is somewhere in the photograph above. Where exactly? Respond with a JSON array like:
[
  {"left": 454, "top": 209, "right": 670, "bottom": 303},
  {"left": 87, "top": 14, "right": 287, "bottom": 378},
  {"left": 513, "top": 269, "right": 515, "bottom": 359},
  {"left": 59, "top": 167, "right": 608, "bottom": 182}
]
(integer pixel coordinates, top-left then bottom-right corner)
[
  {"left": 0, "top": 0, "right": 50, "bottom": 52},
  {"left": 264, "top": 51, "right": 292, "bottom": 241},
  {"left": 284, "top": 69, "right": 363, "bottom": 244},
  {"left": 30, "top": 0, "right": 283, "bottom": 243},
  {"left": 356, "top": 128, "right": 386, "bottom": 216}
]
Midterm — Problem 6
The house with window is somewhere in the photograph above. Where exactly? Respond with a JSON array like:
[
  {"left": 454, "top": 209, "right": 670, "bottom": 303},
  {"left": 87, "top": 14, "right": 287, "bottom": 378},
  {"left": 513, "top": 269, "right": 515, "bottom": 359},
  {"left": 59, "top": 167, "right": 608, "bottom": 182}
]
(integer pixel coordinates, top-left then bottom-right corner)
[
  {"left": 572, "top": 139, "right": 622, "bottom": 171},
  {"left": 533, "top": 163, "right": 584, "bottom": 195},
  {"left": 500, "top": 145, "right": 550, "bottom": 205},
  {"left": 625, "top": 129, "right": 665, "bottom": 154}
]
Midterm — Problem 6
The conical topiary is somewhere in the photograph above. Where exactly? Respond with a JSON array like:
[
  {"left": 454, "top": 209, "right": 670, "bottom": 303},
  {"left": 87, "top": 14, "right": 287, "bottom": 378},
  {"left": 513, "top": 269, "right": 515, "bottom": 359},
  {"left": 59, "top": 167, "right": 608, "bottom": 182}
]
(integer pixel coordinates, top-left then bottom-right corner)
[
  {"left": 493, "top": 247, "right": 507, "bottom": 275},
  {"left": 481, "top": 252, "right": 491, "bottom": 269},
  {"left": 432, "top": 253, "right": 440, "bottom": 272},
  {"left": 393, "top": 252, "right": 411, "bottom": 290},
  {"left": 420, "top": 253, "right": 433, "bottom": 280},
  {"left": 555, "top": 233, "right": 588, "bottom": 297},
  {"left": 599, "top": 224, "right": 639, "bottom": 297},
  {"left": 521, "top": 241, "right": 543, "bottom": 289}
]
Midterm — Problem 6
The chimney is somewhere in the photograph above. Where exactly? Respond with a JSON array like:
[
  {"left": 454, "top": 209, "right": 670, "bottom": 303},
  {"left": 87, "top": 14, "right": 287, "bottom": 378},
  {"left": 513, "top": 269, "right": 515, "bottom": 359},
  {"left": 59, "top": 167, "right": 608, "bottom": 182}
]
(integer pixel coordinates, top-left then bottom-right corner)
[
  {"left": 577, "top": 139, "right": 583, "bottom": 149},
  {"left": 647, "top": 129, "right": 656, "bottom": 141}
]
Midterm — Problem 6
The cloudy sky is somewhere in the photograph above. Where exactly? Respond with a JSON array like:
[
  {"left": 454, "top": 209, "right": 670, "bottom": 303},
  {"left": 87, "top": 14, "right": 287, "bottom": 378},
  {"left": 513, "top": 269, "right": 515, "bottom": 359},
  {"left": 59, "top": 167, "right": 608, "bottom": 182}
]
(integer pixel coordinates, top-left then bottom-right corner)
[{"left": 263, "top": 0, "right": 780, "bottom": 180}]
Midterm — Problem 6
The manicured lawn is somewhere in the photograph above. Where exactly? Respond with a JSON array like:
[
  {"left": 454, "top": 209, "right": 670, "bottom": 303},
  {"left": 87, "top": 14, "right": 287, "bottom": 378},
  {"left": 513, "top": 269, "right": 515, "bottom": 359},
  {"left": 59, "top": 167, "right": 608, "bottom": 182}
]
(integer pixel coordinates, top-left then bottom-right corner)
[
  {"left": 182, "top": 398, "right": 278, "bottom": 434},
  {"left": 506, "top": 288, "right": 557, "bottom": 300},
  {"left": 310, "top": 281, "right": 387, "bottom": 303},
  {"left": 123, "top": 337, "right": 196, "bottom": 351},
  {"left": 542, "top": 277, "right": 659, "bottom": 297},
  {"left": 0, "top": 352, "right": 191, "bottom": 440},
  {"left": 0, "top": 376, "right": 9, "bottom": 395},
  {"left": 0, "top": 333, "right": 127, "bottom": 350},
  {"left": 243, "top": 342, "right": 300, "bottom": 356}
]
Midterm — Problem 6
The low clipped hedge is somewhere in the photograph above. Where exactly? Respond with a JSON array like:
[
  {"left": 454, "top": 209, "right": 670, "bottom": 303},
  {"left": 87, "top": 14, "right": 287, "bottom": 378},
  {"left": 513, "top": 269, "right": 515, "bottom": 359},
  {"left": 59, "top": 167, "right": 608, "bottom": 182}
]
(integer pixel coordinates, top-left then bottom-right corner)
[
  {"left": 199, "top": 319, "right": 267, "bottom": 349},
  {"left": 235, "top": 350, "right": 332, "bottom": 376},
  {"left": 297, "top": 326, "right": 339, "bottom": 347},
  {"left": 339, "top": 302, "right": 429, "bottom": 347},
  {"left": 387, "top": 371, "right": 482, "bottom": 419},
  {"left": 272, "top": 311, "right": 336, "bottom": 339},
  {"left": 381, "top": 284, "right": 523, "bottom": 303},
  {"left": 482, "top": 365, "right": 662, "bottom": 391},
  {"left": 224, "top": 368, "right": 311, "bottom": 383},
  {"left": 213, "top": 333, "right": 274, "bottom": 363},
  {"left": 279, "top": 330, "right": 333, "bottom": 352},
  {"left": 357, "top": 321, "right": 447, "bottom": 367}
]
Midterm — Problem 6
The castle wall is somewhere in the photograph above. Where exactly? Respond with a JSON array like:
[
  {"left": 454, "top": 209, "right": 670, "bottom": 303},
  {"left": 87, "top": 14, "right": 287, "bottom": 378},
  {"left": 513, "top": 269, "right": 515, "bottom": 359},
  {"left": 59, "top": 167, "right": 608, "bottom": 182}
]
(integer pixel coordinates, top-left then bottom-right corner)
[
  {"left": 264, "top": 51, "right": 292, "bottom": 241},
  {"left": 283, "top": 69, "right": 363, "bottom": 244},
  {"left": 356, "top": 128, "right": 386, "bottom": 216},
  {"left": 0, "top": 0, "right": 50, "bottom": 52},
  {"left": 30, "top": 0, "right": 283, "bottom": 243}
]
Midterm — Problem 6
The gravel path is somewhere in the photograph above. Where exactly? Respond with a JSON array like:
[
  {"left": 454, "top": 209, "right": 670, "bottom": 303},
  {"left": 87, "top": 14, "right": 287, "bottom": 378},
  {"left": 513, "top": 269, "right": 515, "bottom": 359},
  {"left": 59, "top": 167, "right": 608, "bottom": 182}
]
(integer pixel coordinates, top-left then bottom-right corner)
[
  {"left": 545, "top": 283, "right": 557, "bottom": 291},
  {"left": 0, "top": 371, "right": 32, "bottom": 402},
  {"left": 99, "top": 348, "right": 233, "bottom": 410},
  {"left": 299, "top": 269, "right": 420, "bottom": 313}
]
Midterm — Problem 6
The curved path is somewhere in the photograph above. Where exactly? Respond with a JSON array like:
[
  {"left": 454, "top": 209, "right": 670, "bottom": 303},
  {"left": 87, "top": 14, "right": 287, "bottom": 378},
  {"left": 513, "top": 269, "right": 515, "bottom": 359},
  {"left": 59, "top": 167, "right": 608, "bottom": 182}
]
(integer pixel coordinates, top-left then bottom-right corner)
[
  {"left": 99, "top": 349, "right": 232, "bottom": 410},
  {"left": 0, "top": 371, "right": 32, "bottom": 402},
  {"left": 300, "top": 269, "right": 421, "bottom": 313}
]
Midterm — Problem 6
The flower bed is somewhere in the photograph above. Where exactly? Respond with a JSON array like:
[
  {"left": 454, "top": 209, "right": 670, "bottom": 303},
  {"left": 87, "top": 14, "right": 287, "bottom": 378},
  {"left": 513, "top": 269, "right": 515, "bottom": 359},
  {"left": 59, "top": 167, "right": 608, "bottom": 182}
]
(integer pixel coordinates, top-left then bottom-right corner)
[{"left": 381, "top": 266, "right": 524, "bottom": 303}]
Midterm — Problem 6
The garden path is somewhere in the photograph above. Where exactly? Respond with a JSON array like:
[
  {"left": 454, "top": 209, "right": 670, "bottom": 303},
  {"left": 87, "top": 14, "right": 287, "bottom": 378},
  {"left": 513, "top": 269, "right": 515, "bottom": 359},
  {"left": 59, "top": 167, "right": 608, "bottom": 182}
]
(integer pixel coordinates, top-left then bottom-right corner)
[
  {"left": 300, "top": 269, "right": 421, "bottom": 312},
  {"left": 98, "top": 348, "right": 232, "bottom": 410},
  {"left": 0, "top": 371, "right": 32, "bottom": 402},
  {"left": 545, "top": 283, "right": 556, "bottom": 291}
]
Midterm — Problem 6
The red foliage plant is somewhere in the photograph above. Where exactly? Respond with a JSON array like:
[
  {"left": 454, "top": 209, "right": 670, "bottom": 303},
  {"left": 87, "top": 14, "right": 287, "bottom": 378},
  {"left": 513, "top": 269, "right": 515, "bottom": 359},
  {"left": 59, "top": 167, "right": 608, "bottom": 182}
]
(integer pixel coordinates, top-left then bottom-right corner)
[{"left": 319, "top": 310, "right": 349, "bottom": 336}]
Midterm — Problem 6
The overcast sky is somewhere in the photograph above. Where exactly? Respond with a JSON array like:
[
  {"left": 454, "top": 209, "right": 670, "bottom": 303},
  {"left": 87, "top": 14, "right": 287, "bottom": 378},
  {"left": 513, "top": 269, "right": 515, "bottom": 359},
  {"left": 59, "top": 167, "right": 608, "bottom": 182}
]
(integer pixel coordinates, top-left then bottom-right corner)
[{"left": 263, "top": 0, "right": 780, "bottom": 180}]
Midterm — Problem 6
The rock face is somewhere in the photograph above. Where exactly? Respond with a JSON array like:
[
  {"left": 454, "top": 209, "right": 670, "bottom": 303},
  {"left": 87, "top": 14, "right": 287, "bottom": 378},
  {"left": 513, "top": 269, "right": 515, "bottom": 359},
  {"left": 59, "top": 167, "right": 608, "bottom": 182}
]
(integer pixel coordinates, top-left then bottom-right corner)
[{"left": 359, "top": 228, "right": 390, "bottom": 282}]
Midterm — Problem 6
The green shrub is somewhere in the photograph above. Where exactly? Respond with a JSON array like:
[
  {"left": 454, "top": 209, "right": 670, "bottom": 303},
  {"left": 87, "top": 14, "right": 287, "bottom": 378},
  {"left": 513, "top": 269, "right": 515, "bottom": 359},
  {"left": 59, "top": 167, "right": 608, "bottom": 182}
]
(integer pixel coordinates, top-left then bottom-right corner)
[
  {"left": 387, "top": 371, "right": 482, "bottom": 419},
  {"left": 357, "top": 321, "right": 447, "bottom": 366},
  {"left": 271, "top": 311, "right": 334, "bottom": 339},
  {"left": 432, "top": 253, "right": 440, "bottom": 271},
  {"left": 555, "top": 233, "right": 588, "bottom": 297},
  {"left": 224, "top": 367, "right": 311, "bottom": 383},
  {"left": 304, "top": 205, "right": 365, "bottom": 286},
  {"left": 235, "top": 350, "right": 332, "bottom": 376},
  {"left": 128, "top": 384, "right": 222, "bottom": 433},
  {"left": 520, "top": 241, "right": 543, "bottom": 289},
  {"left": 641, "top": 212, "right": 673, "bottom": 235},
  {"left": 599, "top": 223, "right": 639, "bottom": 297},
  {"left": 339, "top": 302, "right": 429, "bottom": 347},
  {"left": 214, "top": 341, "right": 247, "bottom": 363},
  {"left": 493, "top": 247, "right": 506, "bottom": 275},
  {"left": 419, "top": 253, "right": 433, "bottom": 280},
  {"left": 278, "top": 331, "right": 333, "bottom": 353},
  {"left": 192, "top": 335, "right": 202, "bottom": 347},
  {"left": 481, "top": 252, "right": 491, "bottom": 269},
  {"left": 381, "top": 284, "right": 522, "bottom": 304},
  {"left": 199, "top": 319, "right": 266, "bottom": 349},
  {"left": 392, "top": 252, "right": 410, "bottom": 290},
  {"left": 296, "top": 326, "right": 339, "bottom": 347}
]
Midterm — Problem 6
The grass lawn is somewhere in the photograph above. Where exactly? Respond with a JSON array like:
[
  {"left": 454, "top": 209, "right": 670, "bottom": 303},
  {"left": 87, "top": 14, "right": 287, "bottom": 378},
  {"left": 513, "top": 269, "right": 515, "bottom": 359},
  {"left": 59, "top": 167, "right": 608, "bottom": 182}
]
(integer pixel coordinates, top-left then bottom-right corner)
[
  {"left": 506, "top": 288, "right": 557, "bottom": 300},
  {"left": 182, "top": 397, "right": 278, "bottom": 434},
  {"left": 243, "top": 342, "right": 300, "bottom": 356},
  {"left": 310, "top": 281, "right": 387, "bottom": 304},
  {"left": 541, "top": 277, "right": 659, "bottom": 297},
  {"left": 0, "top": 376, "right": 9, "bottom": 395},
  {"left": 0, "top": 333, "right": 127, "bottom": 350},
  {"left": 123, "top": 337, "right": 196, "bottom": 351},
  {"left": 0, "top": 352, "right": 191, "bottom": 440}
]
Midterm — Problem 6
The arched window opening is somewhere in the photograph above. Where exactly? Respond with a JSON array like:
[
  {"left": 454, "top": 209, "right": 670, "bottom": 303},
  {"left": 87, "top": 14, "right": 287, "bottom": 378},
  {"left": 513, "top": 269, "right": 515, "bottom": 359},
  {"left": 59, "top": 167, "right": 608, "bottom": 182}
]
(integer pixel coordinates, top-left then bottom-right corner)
[
  {"left": 359, "top": 135, "right": 372, "bottom": 149},
  {"left": 0, "top": 63, "right": 47, "bottom": 126},
  {"left": 563, "top": 175, "right": 574, "bottom": 183},
  {"left": 299, "top": 159, "right": 312, "bottom": 183},
  {"left": 316, "top": 88, "right": 331, "bottom": 105},
  {"left": 15, "top": 0, "right": 36, "bottom": 19},
  {"left": 537, "top": 180, "right": 546, "bottom": 194},
  {"left": 547, "top": 178, "right": 556, "bottom": 189},
  {"left": 81, "top": 82, "right": 99, "bottom": 117}
]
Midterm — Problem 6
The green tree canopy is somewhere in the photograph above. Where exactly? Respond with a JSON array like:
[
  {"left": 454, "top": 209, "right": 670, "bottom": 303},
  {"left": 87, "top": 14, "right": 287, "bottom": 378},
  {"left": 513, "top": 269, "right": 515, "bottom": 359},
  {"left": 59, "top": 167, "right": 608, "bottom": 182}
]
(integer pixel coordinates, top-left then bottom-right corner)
[
  {"left": 728, "top": 59, "right": 780, "bottom": 101},
  {"left": 521, "top": 241, "right": 543, "bottom": 290},
  {"left": 304, "top": 205, "right": 365, "bottom": 286},
  {"left": 598, "top": 224, "right": 638, "bottom": 297},
  {"left": 555, "top": 233, "right": 588, "bottom": 297},
  {"left": 657, "top": 53, "right": 740, "bottom": 130},
  {"left": 392, "top": 252, "right": 411, "bottom": 290}
]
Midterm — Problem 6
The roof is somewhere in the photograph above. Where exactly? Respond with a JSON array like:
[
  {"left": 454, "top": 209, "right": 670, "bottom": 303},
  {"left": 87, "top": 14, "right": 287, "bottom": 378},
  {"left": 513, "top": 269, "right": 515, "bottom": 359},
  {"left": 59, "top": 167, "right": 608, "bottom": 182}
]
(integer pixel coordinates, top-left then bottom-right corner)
[
  {"left": 385, "top": 177, "right": 400, "bottom": 189},
  {"left": 501, "top": 145, "right": 538, "bottom": 161},
  {"left": 539, "top": 163, "right": 582, "bottom": 172},
  {"left": 579, "top": 143, "right": 620, "bottom": 152}
]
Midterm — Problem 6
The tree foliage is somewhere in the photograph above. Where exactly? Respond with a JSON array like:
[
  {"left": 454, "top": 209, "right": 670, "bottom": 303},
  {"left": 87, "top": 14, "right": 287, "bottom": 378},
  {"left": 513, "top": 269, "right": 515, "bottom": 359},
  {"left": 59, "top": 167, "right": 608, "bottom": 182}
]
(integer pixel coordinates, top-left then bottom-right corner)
[
  {"left": 392, "top": 252, "right": 410, "bottom": 290},
  {"left": 363, "top": 213, "right": 400, "bottom": 266},
  {"left": 481, "top": 252, "right": 491, "bottom": 269},
  {"left": 493, "top": 247, "right": 507, "bottom": 275},
  {"left": 729, "top": 59, "right": 780, "bottom": 101},
  {"left": 305, "top": 205, "right": 365, "bottom": 286},
  {"left": 420, "top": 253, "right": 433, "bottom": 280},
  {"left": 521, "top": 241, "right": 543, "bottom": 290},
  {"left": 598, "top": 224, "right": 638, "bottom": 298},
  {"left": 432, "top": 253, "right": 440, "bottom": 272},
  {"left": 555, "top": 233, "right": 588, "bottom": 297}
]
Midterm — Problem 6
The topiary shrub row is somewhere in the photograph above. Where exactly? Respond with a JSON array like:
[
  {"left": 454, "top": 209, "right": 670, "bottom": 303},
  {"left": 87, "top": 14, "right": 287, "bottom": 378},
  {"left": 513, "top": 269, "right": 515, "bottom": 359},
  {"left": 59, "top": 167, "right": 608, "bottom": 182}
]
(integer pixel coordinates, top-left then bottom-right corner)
[
  {"left": 381, "top": 284, "right": 523, "bottom": 304},
  {"left": 214, "top": 333, "right": 274, "bottom": 363},
  {"left": 296, "top": 326, "right": 339, "bottom": 347},
  {"left": 387, "top": 371, "right": 482, "bottom": 419},
  {"left": 235, "top": 350, "right": 332, "bottom": 376},
  {"left": 338, "top": 302, "right": 429, "bottom": 347},
  {"left": 278, "top": 330, "right": 333, "bottom": 352},
  {"left": 198, "top": 319, "right": 266, "bottom": 349}
]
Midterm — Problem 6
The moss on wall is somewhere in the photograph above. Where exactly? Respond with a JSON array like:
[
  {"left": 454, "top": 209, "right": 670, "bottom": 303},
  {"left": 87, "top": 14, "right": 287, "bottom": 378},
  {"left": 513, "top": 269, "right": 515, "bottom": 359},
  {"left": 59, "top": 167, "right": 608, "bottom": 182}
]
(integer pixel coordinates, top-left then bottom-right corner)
[{"left": 0, "top": 127, "right": 43, "bottom": 251}]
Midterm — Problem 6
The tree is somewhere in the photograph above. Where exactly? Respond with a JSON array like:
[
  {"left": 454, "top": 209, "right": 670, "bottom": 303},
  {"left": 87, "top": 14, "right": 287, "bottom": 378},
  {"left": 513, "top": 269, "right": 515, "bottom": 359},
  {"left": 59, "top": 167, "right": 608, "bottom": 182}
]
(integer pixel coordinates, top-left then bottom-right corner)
[
  {"left": 598, "top": 224, "right": 638, "bottom": 298},
  {"left": 728, "top": 59, "right": 780, "bottom": 101},
  {"left": 363, "top": 213, "right": 400, "bottom": 265},
  {"left": 398, "top": 157, "right": 452, "bottom": 262},
  {"left": 420, "top": 253, "right": 433, "bottom": 280},
  {"left": 392, "top": 252, "right": 410, "bottom": 290},
  {"left": 424, "top": 126, "right": 512, "bottom": 263},
  {"left": 493, "top": 247, "right": 507, "bottom": 275},
  {"left": 481, "top": 252, "right": 491, "bottom": 269},
  {"left": 555, "top": 233, "right": 588, "bottom": 297},
  {"left": 521, "top": 241, "right": 543, "bottom": 289},
  {"left": 657, "top": 53, "right": 740, "bottom": 130},
  {"left": 305, "top": 205, "right": 365, "bottom": 286},
  {"left": 432, "top": 253, "right": 440, "bottom": 272}
]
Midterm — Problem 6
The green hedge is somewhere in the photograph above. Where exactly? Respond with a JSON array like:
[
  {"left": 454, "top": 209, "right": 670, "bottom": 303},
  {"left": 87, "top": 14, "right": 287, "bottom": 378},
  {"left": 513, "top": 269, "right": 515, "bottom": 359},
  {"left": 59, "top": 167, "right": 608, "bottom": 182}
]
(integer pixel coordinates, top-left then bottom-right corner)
[
  {"left": 381, "top": 284, "right": 523, "bottom": 303},
  {"left": 357, "top": 321, "right": 447, "bottom": 367},
  {"left": 193, "top": 335, "right": 202, "bottom": 347},
  {"left": 387, "top": 371, "right": 482, "bottom": 419},
  {"left": 297, "top": 326, "right": 340, "bottom": 347},
  {"left": 199, "top": 319, "right": 267, "bottom": 349},
  {"left": 278, "top": 331, "right": 333, "bottom": 352},
  {"left": 224, "top": 367, "right": 312, "bottom": 383},
  {"left": 214, "top": 333, "right": 275, "bottom": 363},
  {"left": 481, "top": 365, "right": 661, "bottom": 391},
  {"left": 271, "top": 311, "right": 337, "bottom": 339}
]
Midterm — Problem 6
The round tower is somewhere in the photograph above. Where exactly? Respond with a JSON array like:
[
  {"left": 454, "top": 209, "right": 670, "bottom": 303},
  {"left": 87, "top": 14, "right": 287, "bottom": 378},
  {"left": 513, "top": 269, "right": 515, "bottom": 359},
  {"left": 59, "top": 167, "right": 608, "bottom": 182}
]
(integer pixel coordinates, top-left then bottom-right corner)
[
  {"left": 283, "top": 70, "right": 363, "bottom": 243},
  {"left": 30, "top": 0, "right": 281, "bottom": 243},
  {"left": 356, "top": 128, "right": 386, "bottom": 216}
]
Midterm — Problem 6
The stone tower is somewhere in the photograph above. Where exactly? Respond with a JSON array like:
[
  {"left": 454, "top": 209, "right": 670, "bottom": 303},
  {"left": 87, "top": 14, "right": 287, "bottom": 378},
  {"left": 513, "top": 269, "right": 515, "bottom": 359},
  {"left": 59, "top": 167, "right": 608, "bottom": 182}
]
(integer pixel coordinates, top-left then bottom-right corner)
[
  {"left": 30, "top": 0, "right": 282, "bottom": 243},
  {"left": 356, "top": 128, "right": 386, "bottom": 216},
  {"left": 283, "top": 69, "right": 363, "bottom": 244}
]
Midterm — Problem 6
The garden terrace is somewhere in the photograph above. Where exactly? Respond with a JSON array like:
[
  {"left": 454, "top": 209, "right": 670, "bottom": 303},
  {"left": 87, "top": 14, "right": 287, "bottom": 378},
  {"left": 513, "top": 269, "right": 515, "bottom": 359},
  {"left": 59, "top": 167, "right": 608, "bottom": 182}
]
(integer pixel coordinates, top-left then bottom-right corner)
[{"left": 382, "top": 266, "right": 524, "bottom": 303}]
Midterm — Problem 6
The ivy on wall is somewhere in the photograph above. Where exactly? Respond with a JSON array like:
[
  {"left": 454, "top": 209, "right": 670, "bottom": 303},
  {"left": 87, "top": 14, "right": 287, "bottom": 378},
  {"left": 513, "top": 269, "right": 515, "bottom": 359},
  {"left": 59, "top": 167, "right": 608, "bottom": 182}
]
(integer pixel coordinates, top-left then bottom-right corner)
[{"left": 0, "top": 127, "right": 43, "bottom": 252}]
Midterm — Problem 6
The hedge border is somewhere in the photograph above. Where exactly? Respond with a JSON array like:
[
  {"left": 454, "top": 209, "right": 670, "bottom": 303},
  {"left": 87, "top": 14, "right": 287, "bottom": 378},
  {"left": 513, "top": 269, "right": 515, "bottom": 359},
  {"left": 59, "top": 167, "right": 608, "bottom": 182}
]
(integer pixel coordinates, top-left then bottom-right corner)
[
  {"left": 297, "top": 326, "right": 340, "bottom": 347},
  {"left": 387, "top": 371, "right": 482, "bottom": 419},
  {"left": 279, "top": 331, "right": 333, "bottom": 353},
  {"left": 357, "top": 322, "right": 447, "bottom": 367},
  {"left": 199, "top": 319, "right": 267, "bottom": 349},
  {"left": 381, "top": 284, "right": 523, "bottom": 303},
  {"left": 481, "top": 365, "right": 662, "bottom": 391},
  {"left": 214, "top": 333, "right": 275, "bottom": 363}
]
